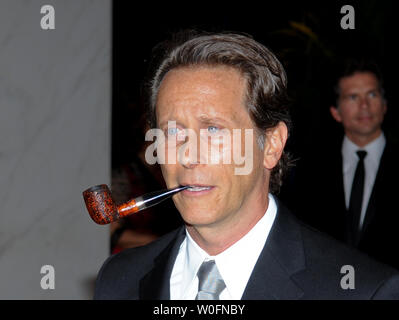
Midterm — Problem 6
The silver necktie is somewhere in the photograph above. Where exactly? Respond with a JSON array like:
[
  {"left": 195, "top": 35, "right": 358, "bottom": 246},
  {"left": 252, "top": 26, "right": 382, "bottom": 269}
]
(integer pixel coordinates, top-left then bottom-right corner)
[{"left": 195, "top": 260, "right": 226, "bottom": 300}]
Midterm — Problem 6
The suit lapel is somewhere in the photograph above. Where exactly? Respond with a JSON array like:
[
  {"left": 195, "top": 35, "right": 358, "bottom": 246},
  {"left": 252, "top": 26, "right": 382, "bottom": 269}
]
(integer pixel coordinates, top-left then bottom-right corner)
[
  {"left": 334, "top": 150, "right": 350, "bottom": 240},
  {"left": 360, "top": 144, "right": 388, "bottom": 241},
  {"left": 139, "top": 227, "right": 186, "bottom": 299},
  {"left": 321, "top": 146, "right": 347, "bottom": 241},
  {"left": 139, "top": 200, "right": 308, "bottom": 300},
  {"left": 242, "top": 200, "right": 306, "bottom": 300}
]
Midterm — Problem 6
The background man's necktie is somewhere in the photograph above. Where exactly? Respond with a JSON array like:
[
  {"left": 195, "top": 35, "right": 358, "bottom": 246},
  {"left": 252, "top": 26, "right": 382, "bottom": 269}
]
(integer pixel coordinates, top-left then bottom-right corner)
[
  {"left": 195, "top": 260, "right": 226, "bottom": 300},
  {"left": 348, "top": 150, "right": 367, "bottom": 246}
]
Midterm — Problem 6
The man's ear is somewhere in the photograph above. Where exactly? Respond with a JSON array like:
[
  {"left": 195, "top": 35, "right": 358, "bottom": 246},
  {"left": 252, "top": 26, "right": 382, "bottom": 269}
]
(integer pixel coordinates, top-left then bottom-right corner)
[
  {"left": 263, "top": 121, "right": 288, "bottom": 170},
  {"left": 330, "top": 106, "right": 342, "bottom": 123},
  {"left": 383, "top": 100, "right": 388, "bottom": 115}
]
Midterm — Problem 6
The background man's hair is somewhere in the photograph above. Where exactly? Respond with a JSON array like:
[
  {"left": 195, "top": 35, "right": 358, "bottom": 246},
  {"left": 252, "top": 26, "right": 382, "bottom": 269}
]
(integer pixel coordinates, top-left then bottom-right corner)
[
  {"left": 144, "top": 30, "right": 293, "bottom": 194},
  {"left": 332, "top": 58, "right": 385, "bottom": 108}
]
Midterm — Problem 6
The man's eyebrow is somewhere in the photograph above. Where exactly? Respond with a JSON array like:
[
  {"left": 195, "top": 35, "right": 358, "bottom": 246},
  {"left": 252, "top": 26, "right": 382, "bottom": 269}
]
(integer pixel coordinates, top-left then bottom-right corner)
[
  {"left": 158, "top": 115, "right": 234, "bottom": 128},
  {"left": 197, "top": 114, "right": 233, "bottom": 125},
  {"left": 158, "top": 119, "right": 181, "bottom": 128},
  {"left": 158, "top": 120, "right": 169, "bottom": 128},
  {"left": 343, "top": 87, "right": 379, "bottom": 95}
]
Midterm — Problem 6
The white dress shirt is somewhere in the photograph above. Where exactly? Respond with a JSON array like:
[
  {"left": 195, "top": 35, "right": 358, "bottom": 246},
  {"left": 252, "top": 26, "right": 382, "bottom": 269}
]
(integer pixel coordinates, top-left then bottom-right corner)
[
  {"left": 170, "top": 193, "right": 278, "bottom": 300},
  {"left": 342, "top": 133, "right": 386, "bottom": 230}
]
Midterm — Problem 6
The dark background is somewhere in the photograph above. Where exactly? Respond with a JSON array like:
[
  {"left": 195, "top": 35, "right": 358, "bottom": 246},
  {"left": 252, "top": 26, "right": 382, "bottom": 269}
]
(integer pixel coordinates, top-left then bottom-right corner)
[{"left": 110, "top": 0, "right": 398, "bottom": 242}]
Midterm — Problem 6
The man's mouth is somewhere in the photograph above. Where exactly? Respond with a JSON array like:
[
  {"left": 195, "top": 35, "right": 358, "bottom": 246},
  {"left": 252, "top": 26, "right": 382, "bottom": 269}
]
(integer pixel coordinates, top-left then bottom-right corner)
[
  {"left": 186, "top": 186, "right": 212, "bottom": 191},
  {"left": 180, "top": 184, "right": 214, "bottom": 195},
  {"left": 357, "top": 114, "right": 373, "bottom": 121}
]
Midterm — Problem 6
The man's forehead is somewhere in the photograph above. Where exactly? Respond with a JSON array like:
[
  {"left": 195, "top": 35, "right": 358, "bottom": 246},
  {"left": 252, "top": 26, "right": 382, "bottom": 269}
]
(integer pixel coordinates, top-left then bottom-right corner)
[
  {"left": 156, "top": 66, "right": 248, "bottom": 124},
  {"left": 158, "top": 65, "right": 246, "bottom": 93},
  {"left": 339, "top": 71, "right": 379, "bottom": 91}
]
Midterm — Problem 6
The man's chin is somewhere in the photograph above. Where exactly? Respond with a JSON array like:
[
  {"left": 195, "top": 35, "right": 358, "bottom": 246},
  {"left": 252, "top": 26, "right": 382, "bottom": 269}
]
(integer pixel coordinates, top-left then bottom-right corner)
[{"left": 179, "top": 210, "right": 218, "bottom": 227}]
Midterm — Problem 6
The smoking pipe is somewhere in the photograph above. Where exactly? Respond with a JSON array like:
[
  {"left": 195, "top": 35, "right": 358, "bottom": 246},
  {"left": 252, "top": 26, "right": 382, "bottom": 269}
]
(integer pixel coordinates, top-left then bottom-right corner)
[{"left": 82, "top": 184, "right": 189, "bottom": 225}]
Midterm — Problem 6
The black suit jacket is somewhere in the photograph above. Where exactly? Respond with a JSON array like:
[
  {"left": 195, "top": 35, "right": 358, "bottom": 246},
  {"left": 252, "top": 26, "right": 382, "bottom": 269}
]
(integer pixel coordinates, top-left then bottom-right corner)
[
  {"left": 94, "top": 200, "right": 399, "bottom": 300},
  {"left": 286, "top": 137, "right": 399, "bottom": 269}
]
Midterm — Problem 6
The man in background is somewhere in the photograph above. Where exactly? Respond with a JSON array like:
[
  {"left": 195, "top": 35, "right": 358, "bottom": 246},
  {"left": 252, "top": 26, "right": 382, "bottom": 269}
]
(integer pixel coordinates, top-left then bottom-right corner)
[{"left": 292, "top": 60, "right": 399, "bottom": 270}]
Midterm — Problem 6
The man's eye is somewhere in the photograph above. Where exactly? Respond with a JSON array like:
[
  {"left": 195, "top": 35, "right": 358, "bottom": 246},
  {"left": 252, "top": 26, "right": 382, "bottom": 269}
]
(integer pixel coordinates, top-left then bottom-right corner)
[
  {"left": 349, "top": 94, "right": 357, "bottom": 100},
  {"left": 207, "top": 126, "right": 219, "bottom": 133},
  {"left": 167, "top": 127, "right": 179, "bottom": 136},
  {"left": 368, "top": 91, "right": 377, "bottom": 98}
]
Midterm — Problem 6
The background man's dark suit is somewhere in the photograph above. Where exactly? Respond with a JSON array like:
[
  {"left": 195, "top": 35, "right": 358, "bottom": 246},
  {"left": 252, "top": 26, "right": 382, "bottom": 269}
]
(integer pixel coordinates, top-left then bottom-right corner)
[
  {"left": 94, "top": 200, "right": 399, "bottom": 300},
  {"left": 285, "top": 135, "right": 399, "bottom": 270}
]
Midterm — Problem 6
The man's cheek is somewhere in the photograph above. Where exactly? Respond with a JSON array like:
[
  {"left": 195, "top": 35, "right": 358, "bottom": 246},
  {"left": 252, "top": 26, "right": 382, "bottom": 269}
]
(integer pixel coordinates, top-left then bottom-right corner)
[{"left": 160, "top": 165, "right": 174, "bottom": 183}]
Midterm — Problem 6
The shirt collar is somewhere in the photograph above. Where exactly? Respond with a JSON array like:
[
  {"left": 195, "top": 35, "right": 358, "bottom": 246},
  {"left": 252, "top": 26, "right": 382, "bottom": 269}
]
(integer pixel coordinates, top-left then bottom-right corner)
[
  {"left": 183, "top": 193, "right": 278, "bottom": 299},
  {"left": 342, "top": 132, "right": 386, "bottom": 166}
]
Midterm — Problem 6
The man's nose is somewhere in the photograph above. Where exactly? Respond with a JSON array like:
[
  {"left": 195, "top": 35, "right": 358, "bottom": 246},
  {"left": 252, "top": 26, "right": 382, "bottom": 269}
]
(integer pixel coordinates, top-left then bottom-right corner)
[
  {"left": 359, "top": 96, "right": 371, "bottom": 110},
  {"left": 179, "top": 131, "right": 200, "bottom": 169}
]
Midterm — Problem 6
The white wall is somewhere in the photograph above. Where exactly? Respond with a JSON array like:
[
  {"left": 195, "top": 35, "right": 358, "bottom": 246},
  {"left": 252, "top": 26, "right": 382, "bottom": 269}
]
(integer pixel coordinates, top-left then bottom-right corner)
[{"left": 0, "top": 0, "right": 111, "bottom": 299}]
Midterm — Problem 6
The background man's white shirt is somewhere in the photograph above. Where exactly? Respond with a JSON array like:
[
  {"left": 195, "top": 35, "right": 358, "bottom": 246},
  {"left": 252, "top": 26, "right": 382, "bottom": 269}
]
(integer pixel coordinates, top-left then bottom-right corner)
[{"left": 342, "top": 133, "right": 386, "bottom": 230}]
